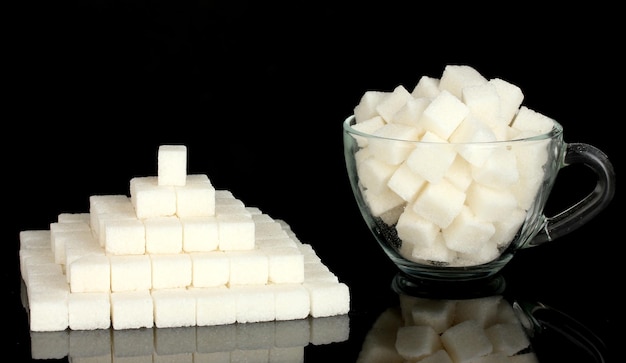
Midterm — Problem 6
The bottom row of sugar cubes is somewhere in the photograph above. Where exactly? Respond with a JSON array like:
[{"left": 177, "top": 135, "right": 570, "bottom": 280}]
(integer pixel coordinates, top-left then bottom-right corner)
[{"left": 357, "top": 294, "right": 539, "bottom": 363}]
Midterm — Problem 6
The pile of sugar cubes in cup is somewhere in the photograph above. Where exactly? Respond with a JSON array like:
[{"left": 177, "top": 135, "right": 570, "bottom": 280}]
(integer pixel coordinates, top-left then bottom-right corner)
[
  {"left": 351, "top": 64, "right": 555, "bottom": 267},
  {"left": 19, "top": 145, "right": 350, "bottom": 332},
  {"left": 358, "top": 294, "right": 538, "bottom": 362}
]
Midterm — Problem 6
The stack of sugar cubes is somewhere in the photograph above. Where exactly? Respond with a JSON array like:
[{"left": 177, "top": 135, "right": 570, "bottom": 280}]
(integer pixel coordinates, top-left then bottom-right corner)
[
  {"left": 19, "top": 145, "right": 350, "bottom": 332},
  {"left": 350, "top": 64, "right": 556, "bottom": 267}
]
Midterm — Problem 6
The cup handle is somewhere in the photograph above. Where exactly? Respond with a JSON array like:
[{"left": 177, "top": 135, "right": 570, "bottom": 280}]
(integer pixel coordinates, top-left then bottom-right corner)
[{"left": 528, "top": 143, "right": 616, "bottom": 247}]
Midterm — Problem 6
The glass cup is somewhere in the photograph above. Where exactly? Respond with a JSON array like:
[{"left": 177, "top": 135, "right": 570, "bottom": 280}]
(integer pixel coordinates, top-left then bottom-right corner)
[{"left": 343, "top": 115, "right": 615, "bottom": 293}]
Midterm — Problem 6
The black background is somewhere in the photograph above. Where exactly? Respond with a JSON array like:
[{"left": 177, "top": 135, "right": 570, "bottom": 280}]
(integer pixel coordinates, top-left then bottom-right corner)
[{"left": 7, "top": 2, "right": 622, "bottom": 361}]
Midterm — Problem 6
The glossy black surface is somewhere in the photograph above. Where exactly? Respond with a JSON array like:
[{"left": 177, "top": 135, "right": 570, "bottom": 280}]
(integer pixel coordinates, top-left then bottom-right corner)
[{"left": 7, "top": 2, "right": 621, "bottom": 362}]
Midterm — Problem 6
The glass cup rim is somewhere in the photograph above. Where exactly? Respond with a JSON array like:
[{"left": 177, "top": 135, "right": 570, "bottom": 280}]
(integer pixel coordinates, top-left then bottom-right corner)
[{"left": 343, "top": 114, "right": 564, "bottom": 145}]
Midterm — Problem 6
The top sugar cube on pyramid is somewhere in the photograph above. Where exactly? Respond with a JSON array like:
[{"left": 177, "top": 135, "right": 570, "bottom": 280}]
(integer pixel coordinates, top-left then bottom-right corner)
[{"left": 158, "top": 145, "right": 187, "bottom": 186}]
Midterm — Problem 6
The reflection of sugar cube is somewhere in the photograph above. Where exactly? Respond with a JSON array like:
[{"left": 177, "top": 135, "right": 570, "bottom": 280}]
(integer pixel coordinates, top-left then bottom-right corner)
[
  {"left": 158, "top": 145, "right": 187, "bottom": 186},
  {"left": 441, "top": 320, "right": 493, "bottom": 362},
  {"left": 486, "top": 322, "right": 531, "bottom": 356},
  {"left": 395, "top": 325, "right": 442, "bottom": 360}
]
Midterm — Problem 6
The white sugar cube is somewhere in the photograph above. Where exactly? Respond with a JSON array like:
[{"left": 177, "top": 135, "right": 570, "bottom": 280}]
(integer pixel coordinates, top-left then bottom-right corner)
[
  {"left": 190, "top": 251, "right": 230, "bottom": 287},
  {"left": 109, "top": 254, "right": 152, "bottom": 292},
  {"left": 144, "top": 216, "right": 183, "bottom": 254},
  {"left": 450, "top": 117, "right": 497, "bottom": 166},
  {"left": 462, "top": 83, "right": 503, "bottom": 129},
  {"left": 354, "top": 90, "right": 386, "bottom": 122},
  {"left": 412, "top": 179, "right": 466, "bottom": 229},
  {"left": 411, "top": 233, "right": 457, "bottom": 264},
  {"left": 130, "top": 176, "right": 177, "bottom": 219},
  {"left": 412, "top": 75, "right": 441, "bottom": 98},
  {"left": 232, "top": 285, "right": 276, "bottom": 323},
  {"left": 158, "top": 144, "right": 187, "bottom": 186},
  {"left": 489, "top": 78, "right": 524, "bottom": 125},
  {"left": 396, "top": 208, "right": 440, "bottom": 248},
  {"left": 69, "top": 255, "right": 111, "bottom": 293},
  {"left": 375, "top": 85, "right": 413, "bottom": 122},
  {"left": 56, "top": 229, "right": 97, "bottom": 266},
  {"left": 442, "top": 206, "right": 495, "bottom": 255},
  {"left": 50, "top": 222, "right": 91, "bottom": 264},
  {"left": 217, "top": 214, "right": 255, "bottom": 251},
  {"left": 457, "top": 239, "right": 500, "bottom": 266},
  {"left": 444, "top": 155, "right": 473, "bottom": 191},
  {"left": 57, "top": 212, "right": 90, "bottom": 224},
  {"left": 363, "top": 187, "right": 405, "bottom": 218},
  {"left": 181, "top": 216, "right": 219, "bottom": 252},
  {"left": 68, "top": 292, "right": 111, "bottom": 330},
  {"left": 471, "top": 148, "right": 519, "bottom": 189},
  {"left": 369, "top": 123, "right": 420, "bottom": 165},
  {"left": 272, "top": 284, "right": 310, "bottom": 321},
  {"left": 387, "top": 162, "right": 427, "bottom": 202},
  {"left": 95, "top": 211, "right": 136, "bottom": 248},
  {"left": 104, "top": 218, "right": 146, "bottom": 255},
  {"left": 392, "top": 97, "right": 430, "bottom": 130},
  {"left": 254, "top": 220, "right": 289, "bottom": 240},
  {"left": 110, "top": 290, "right": 154, "bottom": 330},
  {"left": 227, "top": 250, "right": 269, "bottom": 286},
  {"left": 175, "top": 182, "right": 216, "bottom": 217},
  {"left": 358, "top": 156, "right": 398, "bottom": 194},
  {"left": 304, "top": 261, "right": 339, "bottom": 283},
  {"left": 151, "top": 253, "right": 192, "bottom": 289},
  {"left": 395, "top": 325, "right": 442, "bottom": 360},
  {"left": 489, "top": 208, "right": 527, "bottom": 247},
  {"left": 19, "top": 230, "right": 51, "bottom": 249},
  {"left": 152, "top": 288, "right": 196, "bottom": 328},
  {"left": 441, "top": 320, "right": 493, "bottom": 362},
  {"left": 438, "top": 64, "right": 488, "bottom": 100},
  {"left": 304, "top": 281, "right": 350, "bottom": 318},
  {"left": 350, "top": 115, "right": 386, "bottom": 147},
  {"left": 266, "top": 247, "right": 305, "bottom": 284},
  {"left": 194, "top": 286, "right": 237, "bottom": 326},
  {"left": 419, "top": 90, "right": 469, "bottom": 140},
  {"left": 406, "top": 131, "right": 457, "bottom": 183},
  {"left": 28, "top": 289, "right": 69, "bottom": 332},
  {"left": 511, "top": 106, "right": 554, "bottom": 135},
  {"left": 466, "top": 183, "right": 518, "bottom": 222}
]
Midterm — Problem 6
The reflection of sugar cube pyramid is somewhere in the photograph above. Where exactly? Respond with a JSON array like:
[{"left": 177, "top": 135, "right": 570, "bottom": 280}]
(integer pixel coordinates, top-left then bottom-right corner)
[{"left": 20, "top": 145, "right": 350, "bottom": 332}]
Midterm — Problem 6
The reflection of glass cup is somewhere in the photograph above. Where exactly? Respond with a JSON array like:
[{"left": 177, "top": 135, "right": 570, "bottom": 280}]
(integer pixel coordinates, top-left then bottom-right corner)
[
  {"left": 357, "top": 293, "right": 607, "bottom": 362},
  {"left": 343, "top": 115, "right": 615, "bottom": 288}
]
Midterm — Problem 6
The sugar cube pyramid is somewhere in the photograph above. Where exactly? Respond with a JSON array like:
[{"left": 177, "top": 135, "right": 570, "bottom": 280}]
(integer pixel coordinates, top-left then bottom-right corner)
[{"left": 20, "top": 145, "right": 350, "bottom": 332}]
